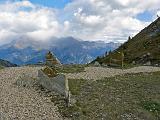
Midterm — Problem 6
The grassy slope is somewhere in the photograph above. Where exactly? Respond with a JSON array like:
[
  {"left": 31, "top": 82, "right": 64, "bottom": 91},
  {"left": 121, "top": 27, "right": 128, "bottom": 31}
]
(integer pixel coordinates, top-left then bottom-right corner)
[
  {"left": 54, "top": 72, "right": 160, "bottom": 120},
  {"left": 94, "top": 17, "right": 160, "bottom": 65}
]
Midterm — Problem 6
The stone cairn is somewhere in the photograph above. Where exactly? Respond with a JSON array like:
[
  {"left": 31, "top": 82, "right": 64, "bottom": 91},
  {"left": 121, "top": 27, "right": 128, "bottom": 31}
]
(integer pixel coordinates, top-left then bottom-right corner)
[
  {"left": 42, "top": 51, "right": 61, "bottom": 77},
  {"left": 38, "top": 51, "right": 71, "bottom": 106}
]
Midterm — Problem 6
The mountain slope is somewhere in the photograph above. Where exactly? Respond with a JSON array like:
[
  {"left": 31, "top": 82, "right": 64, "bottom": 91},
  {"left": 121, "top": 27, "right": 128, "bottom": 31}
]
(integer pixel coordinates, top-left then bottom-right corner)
[
  {"left": 94, "top": 17, "right": 160, "bottom": 65},
  {"left": 0, "top": 37, "right": 120, "bottom": 65},
  {"left": 0, "top": 59, "right": 17, "bottom": 68}
]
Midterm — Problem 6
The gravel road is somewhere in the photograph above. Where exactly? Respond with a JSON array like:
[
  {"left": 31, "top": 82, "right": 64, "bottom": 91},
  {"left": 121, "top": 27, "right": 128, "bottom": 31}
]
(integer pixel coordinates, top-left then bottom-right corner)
[
  {"left": 0, "top": 67, "right": 63, "bottom": 120},
  {"left": 66, "top": 66, "right": 160, "bottom": 80}
]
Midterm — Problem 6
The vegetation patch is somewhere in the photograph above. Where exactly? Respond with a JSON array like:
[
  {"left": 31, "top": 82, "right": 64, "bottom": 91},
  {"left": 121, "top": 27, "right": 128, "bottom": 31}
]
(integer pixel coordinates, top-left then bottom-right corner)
[
  {"left": 140, "top": 100, "right": 160, "bottom": 114},
  {"left": 37, "top": 71, "right": 160, "bottom": 119},
  {"left": 57, "top": 64, "right": 86, "bottom": 73},
  {"left": 52, "top": 71, "right": 160, "bottom": 120},
  {"left": 68, "top": 79, "right": 86, "bottom": 95},
  {"left": 0, "top": 65, "right": 4, "bottom": 69}
]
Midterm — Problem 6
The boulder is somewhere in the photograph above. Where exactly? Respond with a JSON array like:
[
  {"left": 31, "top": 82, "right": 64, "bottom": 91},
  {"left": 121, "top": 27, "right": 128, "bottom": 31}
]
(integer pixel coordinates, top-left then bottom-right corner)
[
  {"left": 102, "top": 63, "right": 108, "bottom": 67},
  {"left": 94, "top": 61, "right": 101, "bottom": 67},
  {"left": 38, "top": 70, "right": 69, "bottom": 98},
  {"left": 144, "top": 61, "right": 151, "bottom": 66}
]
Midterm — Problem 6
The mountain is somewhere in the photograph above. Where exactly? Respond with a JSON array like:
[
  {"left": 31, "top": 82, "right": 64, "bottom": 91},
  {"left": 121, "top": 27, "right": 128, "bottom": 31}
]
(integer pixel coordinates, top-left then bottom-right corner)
[
  {"left": 93, "top": 17, "right": 160, "bottom": 66},
  {"left": 0, "top": 59, "right": 17, "bottom": 68},
  {"left": 0, "top": 36, "right": 120, "bottom": 65}
]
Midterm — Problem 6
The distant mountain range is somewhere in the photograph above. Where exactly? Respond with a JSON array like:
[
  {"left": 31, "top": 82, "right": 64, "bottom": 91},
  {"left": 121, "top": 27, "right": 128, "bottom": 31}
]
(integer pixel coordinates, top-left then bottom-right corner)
[
  {"left": 0, "top": 36, "right": 120, "bottom": 65},
  {"left": 94, "top": 17, "right": 160, "bottom": 66},
  {"left": 0, "top": 59, "right": 17, "bottom": 68}
]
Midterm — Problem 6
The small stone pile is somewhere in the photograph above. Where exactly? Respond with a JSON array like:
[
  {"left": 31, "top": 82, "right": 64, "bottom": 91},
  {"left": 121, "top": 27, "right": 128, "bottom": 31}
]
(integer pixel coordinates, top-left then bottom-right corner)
[
  {"left": 42, "top": 51, "right": 61, "bottom": 77},
  {"left": 45, "top": 51, "right": 61, "bottom": 68}
]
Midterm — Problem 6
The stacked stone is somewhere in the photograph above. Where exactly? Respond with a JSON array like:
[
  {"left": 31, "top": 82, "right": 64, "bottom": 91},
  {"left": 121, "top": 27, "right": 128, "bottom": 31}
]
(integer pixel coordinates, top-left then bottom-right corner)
[
  {"left": 43, "top": 51, "right": 61, "bottom": 77},
  {"left": 46, "top": 51, "right": 61, "bottom": 68}
]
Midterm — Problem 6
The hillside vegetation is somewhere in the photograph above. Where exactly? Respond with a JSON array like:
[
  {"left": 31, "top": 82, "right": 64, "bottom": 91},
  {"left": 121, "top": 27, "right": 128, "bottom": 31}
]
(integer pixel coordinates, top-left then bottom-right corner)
[
  {"left": 52, "top": 72, "right": 160, "bottom": 120},
  {"left": 94, "top": 17, "right": 160, "bottom": 66}
]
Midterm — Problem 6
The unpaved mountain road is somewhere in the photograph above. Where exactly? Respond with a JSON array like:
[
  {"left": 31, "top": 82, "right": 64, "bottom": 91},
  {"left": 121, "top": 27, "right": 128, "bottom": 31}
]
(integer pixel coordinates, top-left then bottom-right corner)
[
  {"left": 0, "top": 67, "right": 63, "bottom": 120},
  {"left": 66, "top": 66, "right": 160, "bottom": 80},
  {"left": 1, "top": 66, "right": 160, "bottom": 120}
]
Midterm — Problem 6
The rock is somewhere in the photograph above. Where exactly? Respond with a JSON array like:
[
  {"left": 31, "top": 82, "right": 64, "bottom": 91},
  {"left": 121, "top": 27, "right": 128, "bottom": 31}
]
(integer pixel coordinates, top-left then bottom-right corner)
[
  {"left": 45, "top": 51, "right": 61, "bottom": 67},
  {"left": 102, "top": 63, "right": 108, "bottom": 67},
  {"left": 42, "top": 51, "right": 63, "bottom": 77},
  {"left": 94, "top": 61, "right": 101, "bottom": 67},
  {"left": 144, "top": 61, "right": 151, "bottom": 66},
  {"left": 38, "top": 70, "right": 69, "bottom": 99},
  {"left": 132, "top": 61, "right": 136, "bottom": 65},
  {"left": 42, "top": 66, "right": 58, "bottom": 77},
  {"left": 155, "top": 64, "right": 159, "bottom": 67},
  {"left": 147, "top": 52, "right": 151, "bottom": 56}
]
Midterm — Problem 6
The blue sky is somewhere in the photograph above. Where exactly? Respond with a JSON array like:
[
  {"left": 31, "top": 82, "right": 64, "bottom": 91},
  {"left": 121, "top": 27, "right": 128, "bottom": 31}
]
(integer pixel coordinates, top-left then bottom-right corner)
[
  {"left": 28, "top": 0, "right": 72, "bottom": 8},
  {"left": 136, "top": 11, "right": 154, "bottom": 22},
  {"left": 0, "top": 0, "right": 159, "bottom": 44},
  {"left": 0, "top": 0, "right": 72, "bottom": 8}
]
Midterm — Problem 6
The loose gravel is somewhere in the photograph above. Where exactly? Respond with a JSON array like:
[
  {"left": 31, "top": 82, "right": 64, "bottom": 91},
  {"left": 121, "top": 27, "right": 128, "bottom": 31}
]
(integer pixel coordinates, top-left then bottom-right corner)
[
  {"left": 66, "top": 66, "right": 160, "bottom": 80},
  {"left": 1, "top": 66, "right": 160, "bottom": 119},
  {"left": 0, "top": 67, "right": 63, "bottom": 120}
]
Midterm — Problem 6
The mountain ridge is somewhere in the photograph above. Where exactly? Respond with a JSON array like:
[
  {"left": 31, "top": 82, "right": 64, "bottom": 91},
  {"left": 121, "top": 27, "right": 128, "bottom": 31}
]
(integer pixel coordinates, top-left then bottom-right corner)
[
  {"left": 0, "top": 37, "right": 120, "bottom": 65},
  {"left": 0, "top": 59, "right": 17, "bottom": 68}
]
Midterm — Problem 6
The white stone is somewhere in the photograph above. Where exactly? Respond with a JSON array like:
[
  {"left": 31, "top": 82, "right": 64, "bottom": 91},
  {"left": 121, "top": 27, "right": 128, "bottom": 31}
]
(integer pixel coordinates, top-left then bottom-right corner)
[{"left": 94, "top": 61, "right": 101, "bottom": 67}]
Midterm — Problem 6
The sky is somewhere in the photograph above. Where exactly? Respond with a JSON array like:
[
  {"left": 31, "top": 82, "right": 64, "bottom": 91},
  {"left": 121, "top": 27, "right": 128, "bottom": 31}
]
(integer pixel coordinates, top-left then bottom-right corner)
[{"left": 0, "top": 0, "right": 159, "bottom": 45}]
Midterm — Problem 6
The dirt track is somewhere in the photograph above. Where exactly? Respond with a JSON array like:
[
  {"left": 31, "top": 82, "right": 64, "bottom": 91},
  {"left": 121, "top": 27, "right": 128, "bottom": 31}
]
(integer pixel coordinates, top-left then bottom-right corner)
[
  {"left": 66, "top": 66, "right": 160, "bottom": 80},
  {"left": 0, "top": 67, "right": 62, "bottom": 120}
]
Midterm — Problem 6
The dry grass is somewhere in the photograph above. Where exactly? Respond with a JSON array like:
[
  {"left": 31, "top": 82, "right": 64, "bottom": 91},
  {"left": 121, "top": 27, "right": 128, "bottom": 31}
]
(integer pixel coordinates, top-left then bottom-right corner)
[
  {"left": 63, "top": 72, "right": 160, "bottom": 120},
  {"left": 57, "top": 64, "right": 86, "bottom": 73}
]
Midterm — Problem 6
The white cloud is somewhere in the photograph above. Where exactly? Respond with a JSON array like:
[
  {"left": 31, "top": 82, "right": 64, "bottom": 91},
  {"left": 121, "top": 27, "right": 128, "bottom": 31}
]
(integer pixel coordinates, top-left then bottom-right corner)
[
  {"left": 74, "top": 8, "right": 104, "bottom": 26},
  {"left": 0, "top": 0, "right": 159, "bottom": 45},
  {"left": 62, "top": 0, "right": 160, "bottom": 42},
  {"left": 0, "top": 1, "right": 66, "bottom": 44},
  {"left": 157, "top": 10, "right": 160, "bottom": 16}
]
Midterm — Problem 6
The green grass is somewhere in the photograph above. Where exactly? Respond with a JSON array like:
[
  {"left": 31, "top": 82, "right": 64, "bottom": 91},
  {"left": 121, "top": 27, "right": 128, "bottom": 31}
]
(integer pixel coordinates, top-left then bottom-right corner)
[
  {"left": 57, "top": 64, "right": 86, "bottom": 73},
  {"left": 68, "top": 79, "right": 86, "bottom": 95},
  {"left": 54, "top": 72, "right": 160, "bottom": 120},
  {"left": 140, "top": 101, "right": 160, "bottom": 113},
  {"left": 0, "top": 65, "right": 4, "bottom": 69}
]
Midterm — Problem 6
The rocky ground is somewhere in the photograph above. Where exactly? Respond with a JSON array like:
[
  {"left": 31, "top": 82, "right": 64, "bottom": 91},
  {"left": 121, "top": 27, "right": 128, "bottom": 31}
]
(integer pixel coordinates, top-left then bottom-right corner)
[
  {"left": 0, "top": 66, "right": 160, "bottom": 120},
  {"left": 0, "top": 67, "right": 63, "bottom": 120},
  {"left": 66, "top": 66, "right": 160, "bottom": 80}
]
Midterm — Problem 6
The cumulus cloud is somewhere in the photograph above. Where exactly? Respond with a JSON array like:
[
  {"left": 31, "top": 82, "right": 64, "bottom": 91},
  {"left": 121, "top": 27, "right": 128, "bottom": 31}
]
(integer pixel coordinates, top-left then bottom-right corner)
[
  {"left": 62, "top": 0, "right": 160, "bottom": 42},
  {"left": 0, "top": 1, "right": 68, "bottom": 44},
  {"left": 0, "top": 0, "right": 159, "bottom": 45},
  {"left": 74, "top": 8, "right": 104, "bottom": 27}
]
